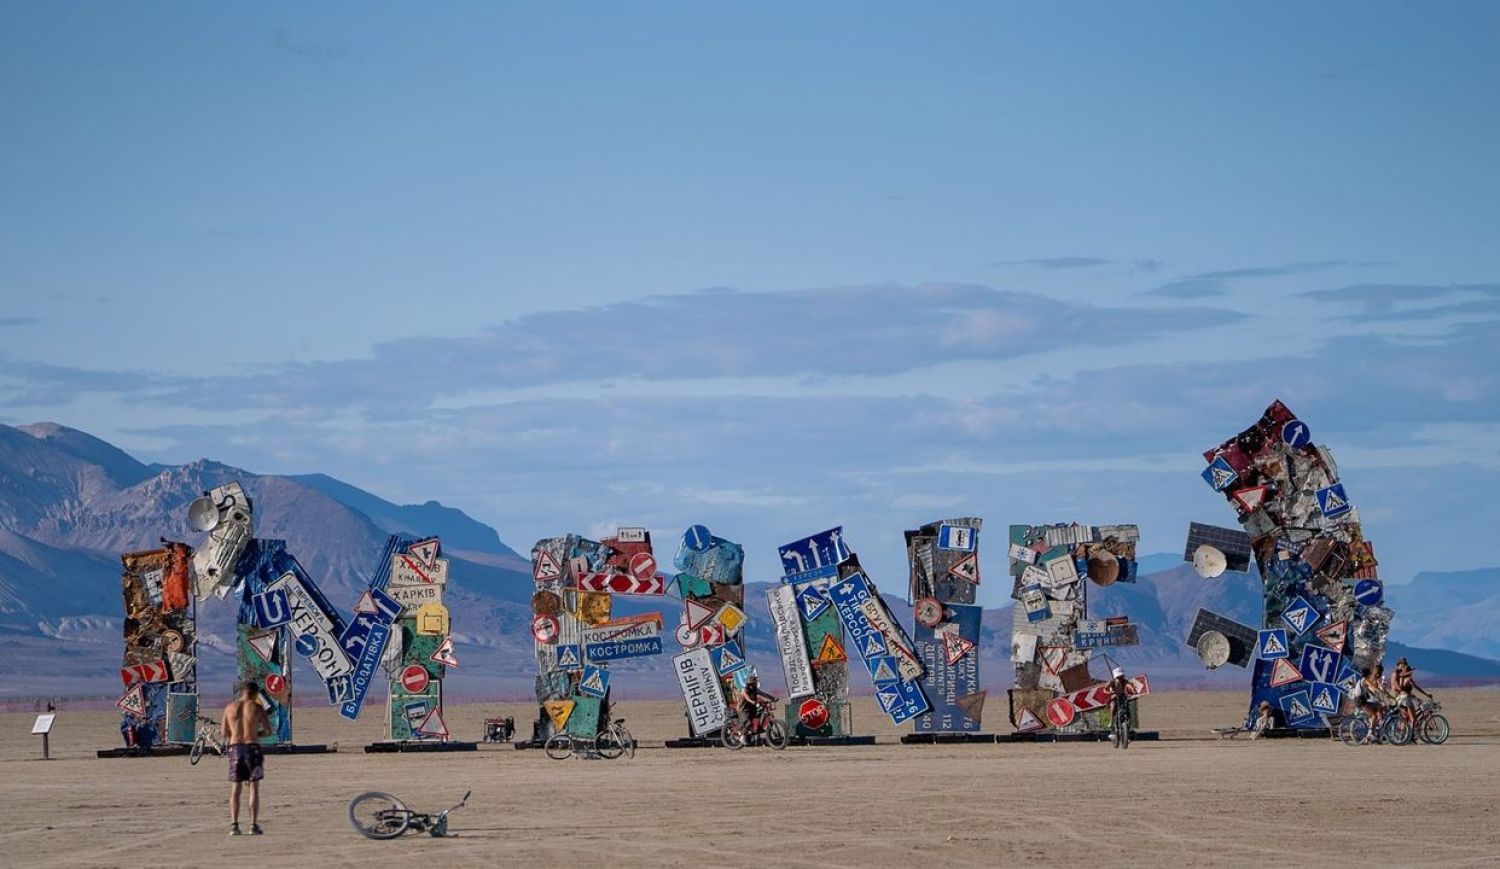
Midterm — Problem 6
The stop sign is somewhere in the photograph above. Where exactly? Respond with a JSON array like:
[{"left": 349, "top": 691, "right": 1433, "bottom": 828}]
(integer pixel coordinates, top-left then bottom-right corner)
[
  {"left": 798, "top": 698, "right": 829, "bottom": 729},
  {"left": 1046, "top": 697, "right": 1076, "bottom": 728},
  {"left": 400, "top": 664, "right": 430, "bottom": 694}
]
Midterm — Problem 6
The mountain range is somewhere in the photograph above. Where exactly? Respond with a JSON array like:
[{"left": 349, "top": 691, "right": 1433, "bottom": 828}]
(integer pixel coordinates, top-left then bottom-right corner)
[{"left": 1, "top": 422, "right": 1497, "bottom": 707}]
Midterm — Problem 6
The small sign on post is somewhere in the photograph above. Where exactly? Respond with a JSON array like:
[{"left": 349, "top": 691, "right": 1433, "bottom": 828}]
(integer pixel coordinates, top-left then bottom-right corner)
[{"left": 32, "top": 713, "right": 56, "bottom": 759}]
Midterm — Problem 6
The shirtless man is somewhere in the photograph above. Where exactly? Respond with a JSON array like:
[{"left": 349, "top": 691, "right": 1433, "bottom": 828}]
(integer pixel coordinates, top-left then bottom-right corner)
[{"left": 223, "top": 681, "right": 272, "bottom": 835}]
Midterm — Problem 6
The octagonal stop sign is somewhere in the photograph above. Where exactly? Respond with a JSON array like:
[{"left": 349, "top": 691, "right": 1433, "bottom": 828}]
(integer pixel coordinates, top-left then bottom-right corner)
[{"left": 798, "top": 698, "right": 829, "bottom": 729}]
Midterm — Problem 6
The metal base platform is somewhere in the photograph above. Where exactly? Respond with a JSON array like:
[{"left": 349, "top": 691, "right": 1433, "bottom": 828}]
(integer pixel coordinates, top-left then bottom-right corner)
[
  {"left": 789, "top": 735, "right": 877, "bottom": 747},
  {"left": 664, "top": 737, "right": 720, "bottom": 749},
  {"left": 364, "top": 741, "right": 478, "bottom": 753},
  {"left": 900, "top": 732, "right": 999, "bottom": 744},
  {"left": 96, "top": 742, "right": 336, "bottom": 759},
  {"left": 996, "top": 730, "right": 1160, "bottom": 743}
]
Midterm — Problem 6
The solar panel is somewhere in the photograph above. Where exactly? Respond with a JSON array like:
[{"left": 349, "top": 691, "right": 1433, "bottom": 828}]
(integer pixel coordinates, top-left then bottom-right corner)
[
  {"left": 1185, "top": 608, "right": 1256, "bottom": 668},
  {"left": 1183, "top": 522, "right": 1253, "bottom": 572}
]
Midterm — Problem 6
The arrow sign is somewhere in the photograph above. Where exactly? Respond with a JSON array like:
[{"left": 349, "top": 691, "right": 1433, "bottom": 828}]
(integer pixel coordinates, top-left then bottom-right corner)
[
  {"left": 120, "top": 660, "right": 170, "bottom": 687},
  {"left": 578, "top": 572, "right": 666, "bottom": 596}
]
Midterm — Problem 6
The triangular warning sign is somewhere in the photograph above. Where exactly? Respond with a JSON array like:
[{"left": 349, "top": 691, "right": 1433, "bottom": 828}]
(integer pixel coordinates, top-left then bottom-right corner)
[
  {"left": 1269, "top": 657, "right": 1303, "bottom": 687},
  {"left": 544, "top": 699, "right": 574, "bottom": 730},
  {"left": 869, "top": 658, "right": 897, "bottom": 683},
  {"left": 408, "top": 538, "right": 440, "bottom": 571},
  {"left": 1040, "top": 646, "right": 1069, "bottom": 676},
  {"left": 862, "top": 634, "right": 886, "bottom": 658},
  {"left": 116, "top": 684, "right": 147, "bottom": 716},
  {"left": 942, "top": 632, "right": 976, "bottom": 666},
  {"left": 684, "top": 598, "right": 716, "bottom": 630},
  {"left": 580, "top": 669, "right": 606, "bottom": 695},
  {"left": 956, "top": 690, "right": 986, "bottom": 722},
  {"left": 247, "top": 630, "right": 278, "bottom": 666},
  {"left": 431, "top": 635, "right": 459, "bottom": 668},
  {"left": 534, "top": 549, "right": 562, "bottom": 581},
  {"left": 949, "top": 553, "right": 979, "bottom": 584},
  {"left": 556, "top": 645, "right": 581, "bottom": 669},
  {"left": 1232, "top": 486, "right": 1268, "bottom": 512},
  {"left": 815, "top": 634, "right": 847, "bottom": 664},
  {"left": 1261, "top": 632, "right": 1287, "bottom": 658},
  {"left": 1316, "top": 620, "right": 1347, "bottom": 650},
  {"left": 353, "top": 590, "right": 377, "bottom": 614},
  {"left": 1015, "top": 706, "right": 1043, "bottom": 732},
  {"left": 415, "top": 707, "right": 449, "bottom": 739}
]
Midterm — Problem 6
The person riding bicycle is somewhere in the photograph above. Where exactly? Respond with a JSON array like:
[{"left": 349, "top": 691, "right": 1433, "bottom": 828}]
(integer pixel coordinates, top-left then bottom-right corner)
[
  {"left": 1391, "top": 658, "right": 1433, "bottom": 731},
  {"left": 737, "top": 675, "right": 776, "bottom": 736},
  {"left": 1106, "top": 667, "right": 1132, "bottom": 730},
  {"left": 1352, "top": 663, "right": 1392, "bottom": 726}
]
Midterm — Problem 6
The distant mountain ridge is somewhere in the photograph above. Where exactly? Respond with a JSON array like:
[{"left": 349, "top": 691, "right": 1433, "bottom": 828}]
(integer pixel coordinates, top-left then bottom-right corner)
[{"left": 0, "top": 421, "right": 1497, "bottom": 702}]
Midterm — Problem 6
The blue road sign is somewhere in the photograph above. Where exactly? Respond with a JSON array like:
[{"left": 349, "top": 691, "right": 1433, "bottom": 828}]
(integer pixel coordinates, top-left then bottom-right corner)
[
  {"left": 1335, "top": 658, "right": 1360, "bottom": 694},
  {"left": 913, "top": 603, "right": 981, "bottom": 733},
  {"left": 1299, "top": 644, "right": 1341, "bottom": 684},
  {"left": 578, "top": 664, "right": 611, "bottom": 698},
  {"left": 683, "top": 524, "right": 713, "bottom": 552},
  {"left": 1282, "top": 595, "right": 1321, "bottom": 636},
  {"left": 866, "top": 655, "right": 900, "bottom": 685},
  {"left": 1316, "top": 483, "right": 1352, "bottom": 519},
  {"left": 338, "top": 620, "right": 390, "bottom": 721},
  {"left": 1257, "top": 629, "right": 1290, "bottom": 660},
  {"left": 937, "top": 524, "right": 977, "bottom": 552},
  {"left": 585, "top": 636, "right": 663, "bottom": 662},
  {"left": 1202, "top": 456, "right": 1239, "bottom": 492},
  {"left": 294, "top": 633, "right": 319, "bottom": 657},
  {"left": 253, "top": 589, "right": 291, "bottom": 629},
  {"left": 709, "top": 638, "right": 747, "bottom": 676},
  {"left": 1354, "top": 579, "right": 1383, "bottom": 607},
  {"left": 795, "top": 584, "right": 830, "bottom": 621},
  {"left": 556, "top": 644, "right": 583, "bottom": 670},
  {"left": 324, "top": 673, "right": 351, "bottom": 706},
  {"left": 875, "top": 678, "right": 930, "bottom": 725},
  {"left": 1279, "top": 689, "right": 1317, "bottom": 726},
  {"left": 1281, "top": 419, "right": 1312, "bottom": 448},
  {"left": 778, "top": 528, "right": 849, "bottom": 578},
  {"left": 1309, "top": 682, "right": 1342, "bottom": 715}
]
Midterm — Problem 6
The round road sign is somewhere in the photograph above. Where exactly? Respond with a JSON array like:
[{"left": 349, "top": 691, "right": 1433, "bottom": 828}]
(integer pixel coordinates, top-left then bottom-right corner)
[
  {"left": 294, "top": 633, "right": 319, "bottom": 656},
  {"left": 628, "top": 551, "right": 657, "bottom": 580},
  {"left": 531, "top": 591, "right": 561, "bottom": 615},
  {"left": 264, "top": 673, "right": 286, "bottom": 698},
  {"left": 914, "top": 597, "right": 944, "bottom": 628},
  {"left": 531, "top": 613, "right": 560, "bottom": 644},
  {"left": 1045, "top": 696, "right": 1076, "bottom": 728},
  {"left": 1354, "top": 579, "right": 1383, "bottom": 607},
  {"left": 675, "top": 620, "right": 700, "bottom": 649},
  {"left": 400, "top": 664, "right": 430, "bottom": 693},
  {"left": 1282, "top": 419, "right": 1312, "bottom": 448},
  {"left": 798, "top": 698, "right": 829, "bottom": 729},
  {"left": 684, "top": 525, "right": 713, "bottom": 552}
]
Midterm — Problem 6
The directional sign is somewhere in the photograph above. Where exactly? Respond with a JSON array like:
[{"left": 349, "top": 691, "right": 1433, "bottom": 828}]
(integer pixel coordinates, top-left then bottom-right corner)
[
  {"left": 532, "top": 614, "right": 560, "bottom": 644},
  {"left": 577, "top": 571, "right": 666, "bottom": 596},
  {"left": 407, "top": 538, "right": 441, "bottom": 571},
  {"left": 1316, "top": 483, "right": 1352, "bottom": 519},
  {"left": 874, "top": 678, "right": 929, "bottom": 725},
  {"left": 1299, "top": 644, "right": 1341, "bottom": 684},
  {"left": 1269, "top": 656, "right": 1303, "bottom": 688},
  {"left": 697, "top": 622, "right": 726, "bottom": 646},
  {"left": 767, "top": 584, "right": 815, "bottom": 698},
  {"left": 778, "top": 528, "right": 848, "bottom": 578},
  {"left": 683, "top": 524, "right": 713, "bottom": 552},
  {"left": 949, "top": 553, "right": 979, "bottom": 584},
  {"left": 1282, "top": 595, "right": 1321, "bottom": 636},
  {"left": 1279, "top": 690, "right": 1317, "bottom": 726},
  {"left": 857, "top": 598, "right": 922, "bottom": 681},
  {"left": 391, "top": 554, "right": 449, "bottom": 587},
  {"left": 1316, "top": 620, "right": 1348, "bottom": 651},
  {"left": 1202, "top": 455, "right": 1239, "bottom": 492},
  {"left": 386, "top": 582, "right": 443, "bottom": 614},
  {"left": 120, "top": 659, "right": 170, "bottom": 687},
  {"left": 578, "top": 664, "right": 611, "bottom": 698},
  {"left": 1045, "top": 697, "right": 1076, "bottom": 728},
  {"left": 339, "top": 619, "right": 391, "bottom": 721},
  {"left": 673, "top": 647, "right": 728, "bottom": 736},
  {"left": 684, "top": 598, "right": 717, "bottom": 630},
  {"left": 1257, "top": 629, "right": 1290, "bottom": 660},
  {"left": 1066, "top": 683, "right": 1114, "bottom": 713},
  {"left": 1354, "top": 579, "right": 1383, "bottom": 607},
  {"left": 709, "top": 638, "right": 748, "bottom": 676},
  {"left": 253, "top": 589, "right": 292, "bottom": 629},
  {"left": 431, "top": 635, "right": 459, "bottom": 668},
  {"left": 400, "top": 664, "right": 430, "bottom": 694},
  {"left": 796, "top": 584, "right": 830, "bottom": 620},
  {"left": 1309, "top": 682, "right": 1342, "bottom": 715},
  {"left": 584, "top": 619, "right": 664, "bottom": 662},
  {"left": 1281, "top": 419, "right": 1312, "bottom": 448},
  {"left": 556, "top": 644, "right": 583, "bottom": 670},
  {"left": 937, "top": 524, "right": 976, "bottom": 552}
]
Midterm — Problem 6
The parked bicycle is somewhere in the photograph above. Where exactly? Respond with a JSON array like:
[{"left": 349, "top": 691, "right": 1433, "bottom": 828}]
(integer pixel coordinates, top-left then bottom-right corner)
[
  {"left": 544, "top": 718, "right": 634, "bottom": 760},
  {"left": 349, "top": 789, "right": 470, "bottom": 839},
  {"left": 1339, "top": 708, "right": 1413, "bottom": 746},
  {"left": 721, "top": 700, "right": 789, "bottom": 750},
  {"left": 189, "top": 715, "right": 224, "bottom": 765}
]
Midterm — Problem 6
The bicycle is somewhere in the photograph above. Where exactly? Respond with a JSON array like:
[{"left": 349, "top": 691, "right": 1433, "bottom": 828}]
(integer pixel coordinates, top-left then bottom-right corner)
[
  {"left": 1338, "top": 708, "right": 1413, "bottom": 746},
  {"left": 348, "top": 789, "right": 470, "bottom": 840},
  {"left": 1110, "top": 702, "right": 1131, "bottom": 749},
  {"left": 1411, "top": 699, "right": 1449, "bottom": 745},
  {"left": 189, "top": 715, "right": 225, "bottom": 765},
  {"left": 595, "top": 718, "right": 635, "bottom": 760},
  {"left": 721, "top": 700, "right": 789, "bottom": 750}
]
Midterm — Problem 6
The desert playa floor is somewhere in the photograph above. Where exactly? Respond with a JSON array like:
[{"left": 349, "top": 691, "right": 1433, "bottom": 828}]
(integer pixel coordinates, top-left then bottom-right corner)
[{"left": 2, "top": 690, "right": 1498, "bottom": 868}]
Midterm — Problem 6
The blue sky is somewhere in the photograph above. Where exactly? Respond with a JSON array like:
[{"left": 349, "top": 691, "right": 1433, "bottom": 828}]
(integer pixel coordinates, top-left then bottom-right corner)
[{"left": 2, "top": 2, "right": 1498, "bottom": 604}]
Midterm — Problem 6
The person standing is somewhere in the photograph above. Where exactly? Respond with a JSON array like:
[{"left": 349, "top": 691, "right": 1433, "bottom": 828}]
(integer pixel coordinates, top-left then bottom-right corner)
[{"left": 223, "top": 681, "right": 272, "bottom": 835}]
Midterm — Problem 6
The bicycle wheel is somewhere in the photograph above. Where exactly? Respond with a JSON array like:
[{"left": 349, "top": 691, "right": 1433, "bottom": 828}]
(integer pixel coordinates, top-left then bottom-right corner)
[
  {"left": 349, "top": 792, "right": 411, "bottom": 840},
  {"left": 594, "top": 729, "right": 624, "bottom": 760},
  {"left": 189, "top": 734, "right": 206, "bottom": 766},
  {"left": 1383, "top": 715, "right": 1414, "bottom": 746},
  {"left": 616, "top": 724, "right": 635, "bottom": 759},
  {"left": 1118, "top": 721, "right": 1131, "bottom": 750},
  {"left": 764, "top": 719, "right": 789, "bottom": 750},
  {"left": 1343, "top": 716, "right": 1371, "bottom": 746},
  {"left": 720, "top": 721, "right": 745, "bottom": 750},
  {"left": 544, "top": 733, "right": 574, "bottom": 760},
  {"left": 1421, "top": 714, "right": 1450, "bottom": 745}
]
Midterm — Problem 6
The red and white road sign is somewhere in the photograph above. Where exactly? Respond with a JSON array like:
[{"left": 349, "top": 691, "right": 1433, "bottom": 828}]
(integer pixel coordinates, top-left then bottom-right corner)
[
  {"left": 1045, "top": 697, "right": 1077, "bottom": 728},
  {"left": 407, "top": 538, "right": 441, "bottom": 571},
  {"left": 697, "top": 622, "right": 726, "bottom": 646},
  {"left": 675, "top": 620, "right": 701, "bottom": 648},
  {"left": 628, "top": 552, "right": 657, "bottom": 581},
  {"left": 415, "top": 708, "right": 449, "bottom": 739},
  {"left": 941, "top": 632, "right": 975, "bottom": 666},
  {"left": 400, "top": 664, "right": 430, "bottom": 694},
  {"left": 431, "top": 635, "right": 460, "bottom": 668},
  {"left": 532, "top": 614, "right": 560, "bottom": 644},
  {"left": 534, "top": 549, "right": 562, "bottom": 582},
  {"left": 1126, "top": 674, "right": 1151, "bottom": 697},
  {"left": 1067, "top": 684, "right": 1114, "bottom": 713},
  {"left": 120, "top": 660, "right": 170, "bottom": 687},
  {"left": 798, "top": 698, "right": 829, "bottom": 729},
  {"left": 264, "top": 673, "right": 289, "bottom": 703},
  {"left": 684, "top": 598, "right": 717, "bottom": 630},
  {"left": 577, "top": 571, "right": 666, "bottom": 596},
  {"left": 116, "top": 684, "right": 147, "bottom": 716},
  {"left": 1015, "top": 707, "right": 1044, "bottom": 733}
]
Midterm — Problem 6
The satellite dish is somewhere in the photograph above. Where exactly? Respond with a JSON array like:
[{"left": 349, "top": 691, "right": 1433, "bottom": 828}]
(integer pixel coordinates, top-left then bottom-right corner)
[
  {"left": 1193, "top": 544, "right": 1227, "bottom": 579},
  {"left": 1087, "top": 553, "right": 1120, "bottom": 586},
  {"left": 186, "top": 496, "right": 220, "bottom": 532},
  {"left": 1196, "top": 630, "right": 1231, "bottom": 669}
]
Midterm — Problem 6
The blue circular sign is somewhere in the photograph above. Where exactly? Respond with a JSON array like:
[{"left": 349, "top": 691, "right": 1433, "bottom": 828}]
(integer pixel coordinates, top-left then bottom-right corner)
[
  {"left": 1281, "top": 419, "right": 1312, "bottom": 449},
  {"left": 294, "top": 633, "right": 320, "bottom": 657},
  {"left": 684, "top": 524, "right": 713, "bottom": 552},
  {"left": 1354, "top": 579, "right": 1383, "bottom": 607}
]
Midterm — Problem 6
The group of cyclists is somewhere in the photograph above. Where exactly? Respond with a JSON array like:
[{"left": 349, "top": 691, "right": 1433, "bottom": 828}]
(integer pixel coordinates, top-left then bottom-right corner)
[{"left": 1354, "top": 657, "right": 1435, "bottom": 733}]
